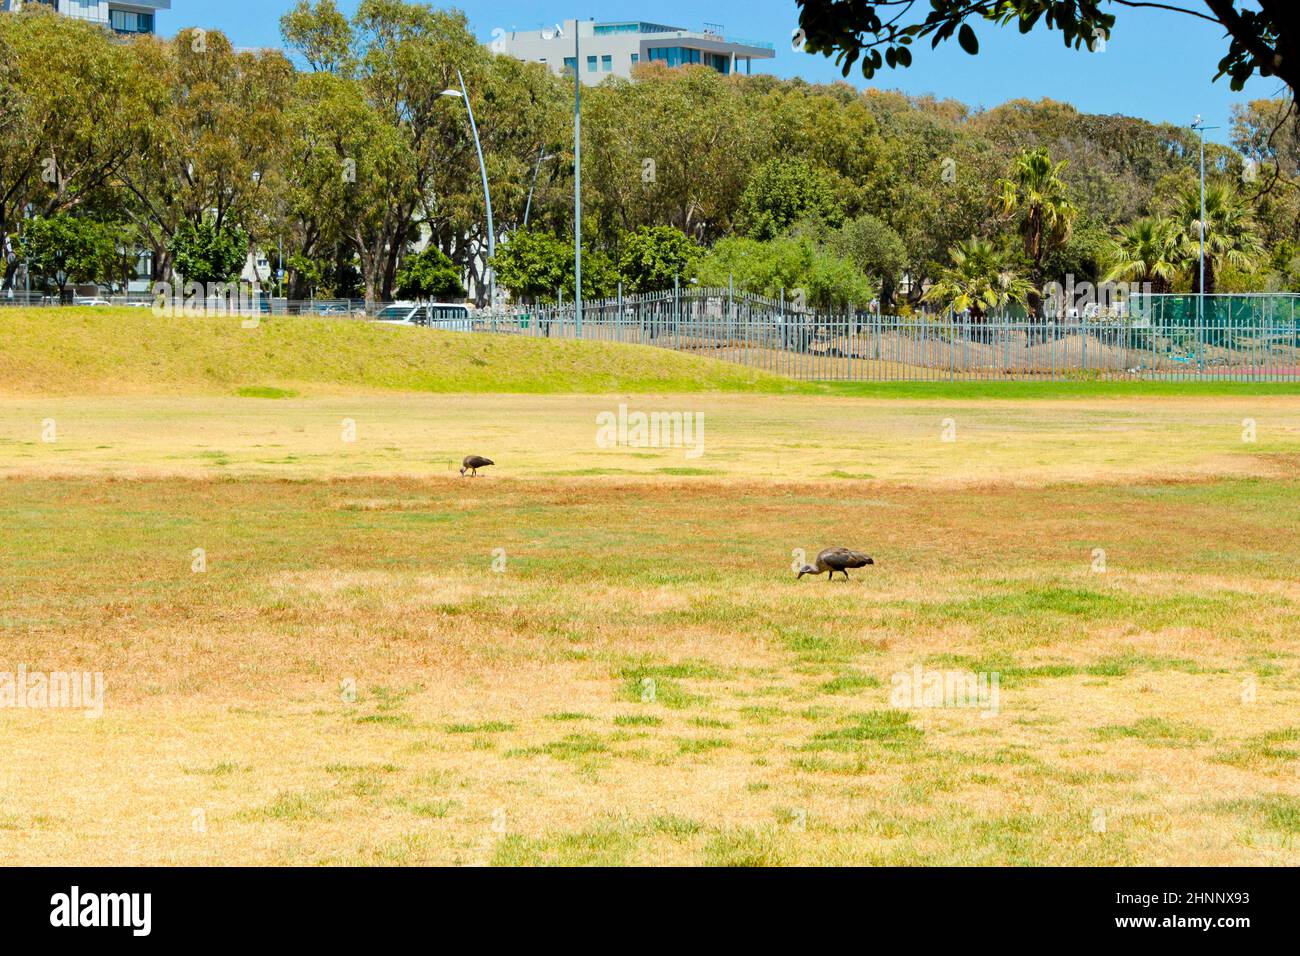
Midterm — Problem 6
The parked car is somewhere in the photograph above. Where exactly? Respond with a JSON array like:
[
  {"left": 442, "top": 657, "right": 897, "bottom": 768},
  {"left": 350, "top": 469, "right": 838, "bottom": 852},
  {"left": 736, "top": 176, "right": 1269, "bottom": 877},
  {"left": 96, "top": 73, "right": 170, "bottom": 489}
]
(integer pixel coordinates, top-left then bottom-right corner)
[
  {"left": 73, "top": 297, "right": 112, "bottom": 307},
  {"left": 375, "top": 302, "right": 427, "bottom": 325}
]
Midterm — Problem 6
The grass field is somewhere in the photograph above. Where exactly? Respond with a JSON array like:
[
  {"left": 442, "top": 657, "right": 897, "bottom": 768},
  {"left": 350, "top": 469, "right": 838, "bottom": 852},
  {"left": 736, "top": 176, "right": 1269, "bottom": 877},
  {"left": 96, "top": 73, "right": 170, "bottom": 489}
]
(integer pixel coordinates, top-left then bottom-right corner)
[{"left": 2, "top": 309, "right": 1299, "bottom": 865}]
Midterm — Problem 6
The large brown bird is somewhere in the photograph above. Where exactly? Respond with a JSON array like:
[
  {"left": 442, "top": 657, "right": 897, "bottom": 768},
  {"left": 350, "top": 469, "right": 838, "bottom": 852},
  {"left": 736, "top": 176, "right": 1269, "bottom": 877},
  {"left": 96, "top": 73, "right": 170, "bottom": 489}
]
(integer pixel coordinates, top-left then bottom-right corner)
[
  {"left": 460, "top": 455, "right": 494, "bottom": 477},
  {"left": 797, "top": 547, "right": 874, "bottom": 581}
]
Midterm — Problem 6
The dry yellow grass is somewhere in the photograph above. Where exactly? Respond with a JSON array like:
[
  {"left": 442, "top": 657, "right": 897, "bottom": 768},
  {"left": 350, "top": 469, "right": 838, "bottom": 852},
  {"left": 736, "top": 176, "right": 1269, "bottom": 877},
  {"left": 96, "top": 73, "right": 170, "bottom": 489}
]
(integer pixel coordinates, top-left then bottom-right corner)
[
  {"left": 2, "top": 392, "right": 1298, "bottom": 486},
  {"left": 2, "top": 392, "right": 1299, "bottom": 864}
]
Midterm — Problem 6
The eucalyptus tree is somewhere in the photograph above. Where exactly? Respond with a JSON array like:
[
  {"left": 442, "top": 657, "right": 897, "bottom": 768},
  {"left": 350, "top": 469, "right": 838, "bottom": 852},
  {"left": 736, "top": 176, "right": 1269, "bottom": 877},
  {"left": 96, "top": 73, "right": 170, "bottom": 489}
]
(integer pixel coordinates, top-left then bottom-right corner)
[
  {"left": 116, "top": 29, "right": 294, "bottom": 283},
  {"left": 0, "top": 9, "right": 142, "bottom": 284},
  {"left": 582, "top": 64, "right": 764, "bottom": 243}
]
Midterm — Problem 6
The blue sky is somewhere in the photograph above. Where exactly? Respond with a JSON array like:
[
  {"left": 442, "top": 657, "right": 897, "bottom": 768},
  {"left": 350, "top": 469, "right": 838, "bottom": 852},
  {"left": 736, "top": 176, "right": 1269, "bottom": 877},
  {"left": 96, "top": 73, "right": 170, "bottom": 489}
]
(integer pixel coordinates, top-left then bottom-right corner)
[{"left": 181, "top": 0, "right": 1282, "bottom": 143}]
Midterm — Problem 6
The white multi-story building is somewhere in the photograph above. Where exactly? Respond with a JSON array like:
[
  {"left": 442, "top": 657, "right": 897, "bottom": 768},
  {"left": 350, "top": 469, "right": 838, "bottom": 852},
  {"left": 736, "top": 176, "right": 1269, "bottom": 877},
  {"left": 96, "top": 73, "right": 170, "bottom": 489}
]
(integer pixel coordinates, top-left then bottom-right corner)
[
  {"left": 1, "top": 0, "right": 169, "bottom": 35},
  {"left": 495, "top": 18, "right": 774, "bottom": 84}
]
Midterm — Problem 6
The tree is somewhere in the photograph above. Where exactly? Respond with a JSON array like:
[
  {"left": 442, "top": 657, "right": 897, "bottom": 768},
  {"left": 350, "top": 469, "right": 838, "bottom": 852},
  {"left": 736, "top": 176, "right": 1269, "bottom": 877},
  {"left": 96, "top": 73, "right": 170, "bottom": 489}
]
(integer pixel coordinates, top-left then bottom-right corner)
[
  {"left": 795, "top": 1, "right": 1300, "bottom": 97},
  {"left": 582, "top": 65, "right": 765, "bottom": 242},
  {"left": 116, "top": 28, "right": 294, "bottom": 285},
  {"left": 737, "top": 157, "right": 845, "bottom": 240},
  {"left": 922, "top": 238, "right": 1032, "bottom": 320},
  {"left": 281, "top": 69, "right": 406, "bottom": 306},
  {"left": 995, "top": 147, "right": 1077, "bottom": 312},
  {"left": 280, "top": 0, "right": 354, "bottom": 74},
  {"left": 491, "top": 228, "right": 617, "bottom": 303},
  {"left": 617, "top": 226, "right": 700, "bottom": 292},
  {"left": 1170, "top": 182, "right": 1264, "bottom": 293},
  {"left": 19, "top": 215, "right": 118, "bottom": 298},
  {"left": 1104, "top": 217, "right": 1180, "bottom": 293},
  {"left": 696, "top": 235, "right": 874, "bottom": 309},
  {"left": 395, "top": 247, "right": 466, "bottom": 300},
  {"left": 0, "top": 8, "right": 143, "bottom": 286},
  {"left": 492, "top": 228, "right": 570, "bottom": 304},
  {"left": 170, "top": 217, "right": 249, "bottom": 286},
  {"left": 831, "top": 214, "right": 907, "bottom": 307}
]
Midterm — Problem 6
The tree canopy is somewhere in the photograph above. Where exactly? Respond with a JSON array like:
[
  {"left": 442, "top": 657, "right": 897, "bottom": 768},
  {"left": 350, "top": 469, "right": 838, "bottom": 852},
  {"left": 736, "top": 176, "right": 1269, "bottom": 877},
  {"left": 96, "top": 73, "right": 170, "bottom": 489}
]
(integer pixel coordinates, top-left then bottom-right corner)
[
  {"left": 795, "top": 1, "right": 1300, "bottom": 96},
  {"left": 0, "top": 0, "right": 1295, "bottom": 315}
]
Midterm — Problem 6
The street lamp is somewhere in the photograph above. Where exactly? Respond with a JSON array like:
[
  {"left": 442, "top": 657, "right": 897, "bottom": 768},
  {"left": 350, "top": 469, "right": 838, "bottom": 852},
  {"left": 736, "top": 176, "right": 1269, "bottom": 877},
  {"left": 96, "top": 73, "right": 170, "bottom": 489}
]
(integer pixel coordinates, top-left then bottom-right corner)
[
  {"left": 1190, "top": 114, "right": 1219, "bottom": 361},
  {"left": 573, "top": 18, "right": 582, "bottom": 336},
  {"left": 523, "top": 149, "right": 555, "bottom": 227},
  {"left": 442, "top": 71, "right": 496, "bottom": 309}
]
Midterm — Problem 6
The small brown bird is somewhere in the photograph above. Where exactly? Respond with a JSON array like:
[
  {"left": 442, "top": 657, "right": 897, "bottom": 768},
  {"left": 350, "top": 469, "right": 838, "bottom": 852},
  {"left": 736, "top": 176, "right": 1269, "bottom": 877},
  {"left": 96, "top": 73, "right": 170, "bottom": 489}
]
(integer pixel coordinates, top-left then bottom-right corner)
[
  {"left": 797, "top": 547, "right": 874, "bottom": 581},
  {"left": 460, "top": 455, "right": 494, "bottom": 477}
]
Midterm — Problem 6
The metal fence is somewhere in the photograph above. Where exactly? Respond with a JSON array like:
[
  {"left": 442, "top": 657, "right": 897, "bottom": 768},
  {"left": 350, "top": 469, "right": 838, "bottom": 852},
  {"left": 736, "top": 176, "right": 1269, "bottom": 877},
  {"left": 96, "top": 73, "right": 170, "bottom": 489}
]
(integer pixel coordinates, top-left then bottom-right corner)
[
  {"left": 472, "top": 289, "right": 1300, "bottom": 382},
  {"left": 6, "top": 286, "right": 1299, "bottom": 381}
]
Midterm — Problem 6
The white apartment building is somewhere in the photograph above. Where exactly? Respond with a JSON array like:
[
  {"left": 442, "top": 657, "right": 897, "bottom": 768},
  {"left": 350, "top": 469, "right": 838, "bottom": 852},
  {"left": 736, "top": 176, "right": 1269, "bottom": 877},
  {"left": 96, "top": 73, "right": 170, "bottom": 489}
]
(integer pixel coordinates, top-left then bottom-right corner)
[
  {"left": 496, "top": 18, "right": 774, "bottom": 84},
  {"left": 0, "top": 0, "right": 169, "bottom": 35}
]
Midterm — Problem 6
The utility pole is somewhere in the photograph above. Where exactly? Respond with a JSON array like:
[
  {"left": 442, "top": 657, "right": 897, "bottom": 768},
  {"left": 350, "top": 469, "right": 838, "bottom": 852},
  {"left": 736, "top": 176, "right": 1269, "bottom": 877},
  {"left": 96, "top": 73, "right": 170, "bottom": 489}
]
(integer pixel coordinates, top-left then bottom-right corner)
[
  {"left": 523, "top": 149, "right": 552, "bottom": 228},
  {"left": 442, "top": 72, "right": 495, "bottom": 309},
  {"left": 1191, "top": 115, "right": 1218, "bottom": 367},
  {"left": 573, "top": 20, "right": 583, "bottom": 337}
]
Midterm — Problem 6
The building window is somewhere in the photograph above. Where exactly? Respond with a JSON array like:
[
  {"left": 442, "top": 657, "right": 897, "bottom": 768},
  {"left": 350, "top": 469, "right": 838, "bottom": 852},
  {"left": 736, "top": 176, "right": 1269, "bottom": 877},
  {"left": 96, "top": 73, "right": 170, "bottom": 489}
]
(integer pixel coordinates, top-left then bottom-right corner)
[
  {"left": 630, "top": 53, "right": 639, "bottom": 65},
  {"left": 601, "top": 55, "right": 612, "bottom": 72},
  {"left": 647, "top": 47, "right": 701, "bottom": 69},
  {"left": 587, "top": 55, "right": 597, "bottom": 72},
  {"left": 109, "top": 9, "right": 154, "bottom": 34},
  {"left": 562, "top": 57, "right": 576, "bottom": 74}
]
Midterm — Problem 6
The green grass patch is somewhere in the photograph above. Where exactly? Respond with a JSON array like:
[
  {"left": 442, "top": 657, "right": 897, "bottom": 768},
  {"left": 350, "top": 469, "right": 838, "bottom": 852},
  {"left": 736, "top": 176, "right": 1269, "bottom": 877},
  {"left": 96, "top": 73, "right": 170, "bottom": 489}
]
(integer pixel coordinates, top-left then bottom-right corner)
[
  {"left": 805, "top": 710, "right": 924, "bottom": 752},
  {"left": 704, "top": 827, "right": 787, "bottom": 867},
  {"left": 492, "top": 824, "right": 639, "bottom": 866},
  {"left": 819, "top": 669, "right": 882, "bottom": 694},
  {"left": 235, "top": 385, "right": 298, "bottom": 399},
  {"left": 1093, "top": 718, "right": 1212, "bottom": 746},
  {"left": 614, "top": 714, "right": 663, "bottom": 727},
  {"left": 445, "top": 721, "right": 515, "bottom": 734},
  {"left": 1210, "top": 794, "right": 1300, "bottom": 835},
  {"left": 239, "top": 790, "right": 332, "bottom": 823}
]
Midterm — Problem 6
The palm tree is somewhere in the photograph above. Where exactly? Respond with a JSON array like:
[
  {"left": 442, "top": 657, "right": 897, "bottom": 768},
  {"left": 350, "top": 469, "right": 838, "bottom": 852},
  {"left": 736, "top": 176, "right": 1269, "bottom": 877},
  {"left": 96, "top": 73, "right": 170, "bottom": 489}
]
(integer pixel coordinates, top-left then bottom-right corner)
[
  {"left": 995, "top": 147, "right": 1077, "bottom": 301},
  {"left": 1170, "top": 183, "right": 1264, "bottom": 294},
  {"left": 1104, "top": 217, "right": 1180, "bottom": 294},
  {"left": 922, "top": 238, "right": 1033, "bottom": 321}
]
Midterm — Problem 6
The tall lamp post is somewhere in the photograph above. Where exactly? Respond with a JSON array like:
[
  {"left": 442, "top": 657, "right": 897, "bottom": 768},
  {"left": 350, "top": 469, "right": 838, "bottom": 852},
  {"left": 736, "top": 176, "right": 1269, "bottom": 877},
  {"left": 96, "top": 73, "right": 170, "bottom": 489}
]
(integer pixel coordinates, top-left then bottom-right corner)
[
  {"left": 442, "top": 71, "right": 496, "bottom": 309},
  {"left": 523, "top": 149, "right": 554, "bottom": 228},
  {"left": 1190, "top": 114, "right": 1218, "bottom": 363},
  {"left": 573, "top": 19, "right": 583, "bottom": 336}
]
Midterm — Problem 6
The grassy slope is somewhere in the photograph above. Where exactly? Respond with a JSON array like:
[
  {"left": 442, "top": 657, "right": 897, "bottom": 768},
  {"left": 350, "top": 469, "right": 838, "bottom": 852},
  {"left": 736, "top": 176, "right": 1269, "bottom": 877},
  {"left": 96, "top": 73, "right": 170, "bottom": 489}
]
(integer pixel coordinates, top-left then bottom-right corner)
[
  {"left": 5, "top": 307, "right": 1299, "bottom": 398},
  {"left": 0, "top": 307, "right": 801, "bottom": 396}
]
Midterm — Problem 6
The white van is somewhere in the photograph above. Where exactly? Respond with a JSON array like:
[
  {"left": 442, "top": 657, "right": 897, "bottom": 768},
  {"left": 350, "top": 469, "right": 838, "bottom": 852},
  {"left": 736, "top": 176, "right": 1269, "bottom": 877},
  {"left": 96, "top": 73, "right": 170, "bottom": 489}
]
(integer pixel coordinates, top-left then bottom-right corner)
[{"left": 375, "top": 302, "right": 473, "bottom": 331}]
